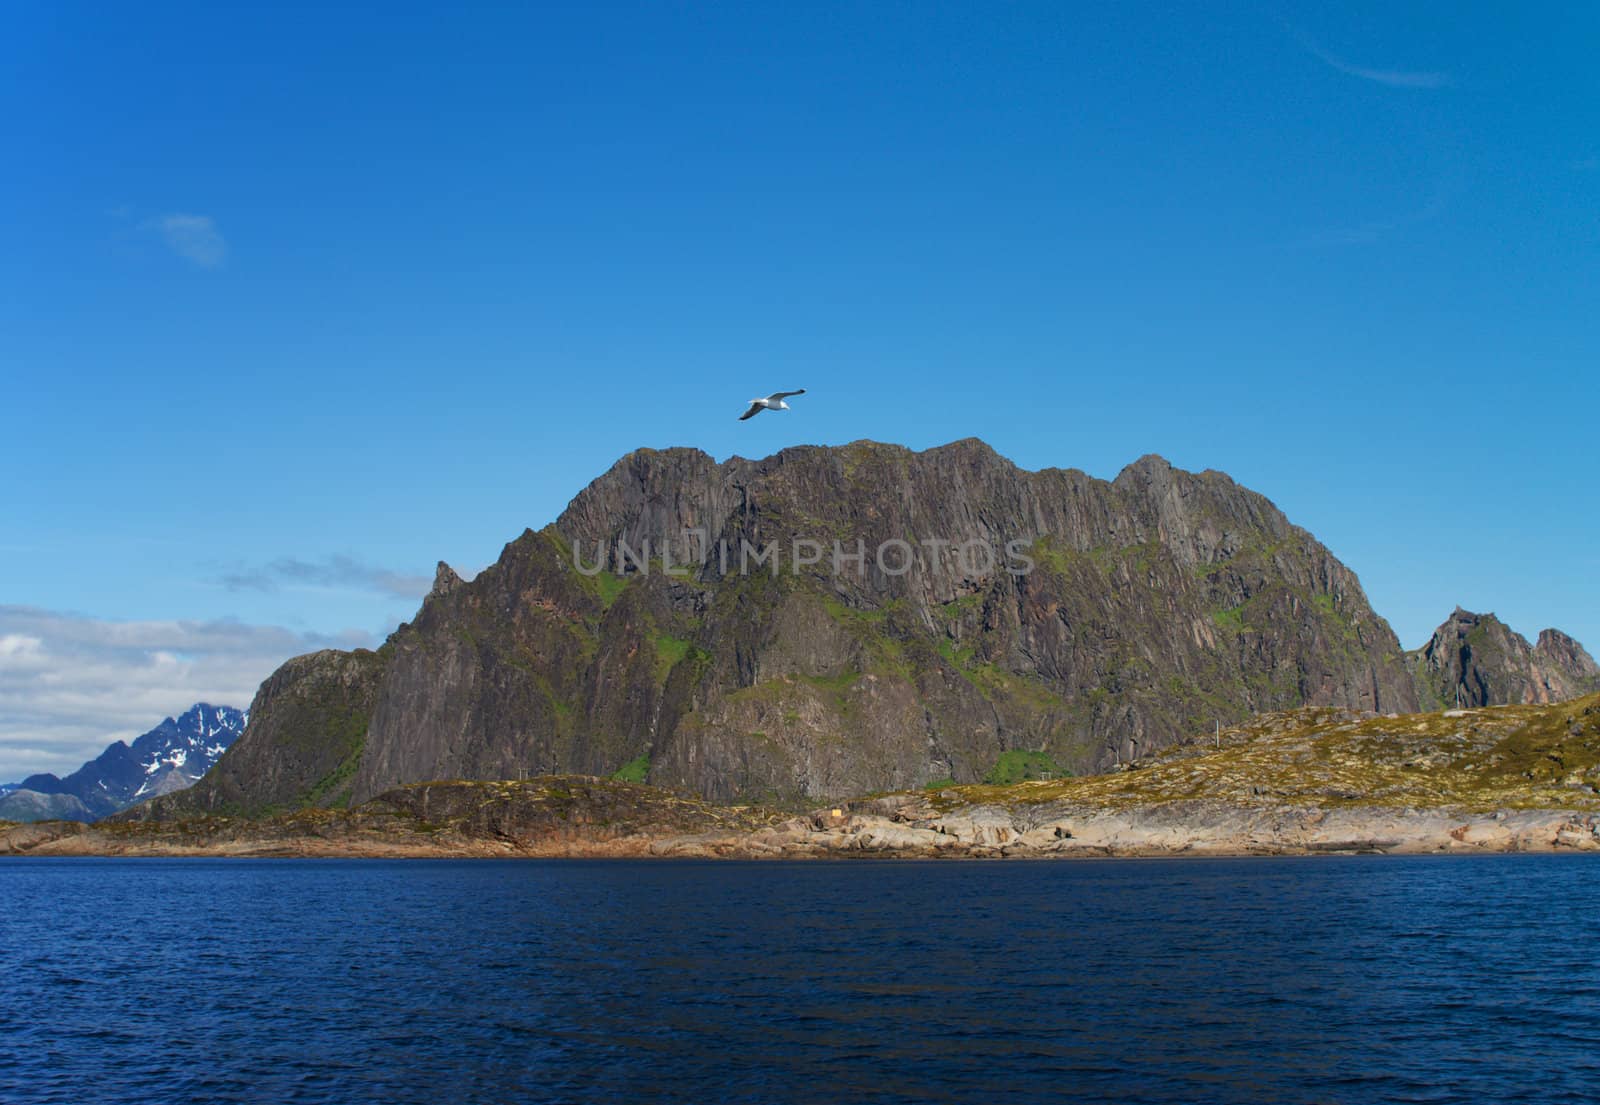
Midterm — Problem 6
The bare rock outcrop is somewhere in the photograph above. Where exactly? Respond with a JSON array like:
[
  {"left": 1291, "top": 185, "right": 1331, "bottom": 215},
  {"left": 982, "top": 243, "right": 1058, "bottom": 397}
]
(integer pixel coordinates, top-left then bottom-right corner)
[{"left": 1409, "top": 608, "right": 1600, "bottom": 709}]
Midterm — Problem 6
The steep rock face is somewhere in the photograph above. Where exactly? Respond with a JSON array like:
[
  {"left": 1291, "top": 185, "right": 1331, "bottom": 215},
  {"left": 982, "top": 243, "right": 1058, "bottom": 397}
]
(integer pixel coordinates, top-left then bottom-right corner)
[
  {"left": 357, "top": 441, "right": 1413, "bottom": 803},
  {"left": 123, "top": 650, "right": 388, "bottom": 819},
  {"left": 1410, "top": 609, "right": 1600, "bottom": 709},
  {"left": 153, "top": 440, "right": 1420, "bottom": 813}
]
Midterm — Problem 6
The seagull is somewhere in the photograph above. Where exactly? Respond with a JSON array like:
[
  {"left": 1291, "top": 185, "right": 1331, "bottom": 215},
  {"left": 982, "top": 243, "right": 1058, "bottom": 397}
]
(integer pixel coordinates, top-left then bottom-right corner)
[{"left": 738, "top": 389, "right": 806, "bottom": 421}]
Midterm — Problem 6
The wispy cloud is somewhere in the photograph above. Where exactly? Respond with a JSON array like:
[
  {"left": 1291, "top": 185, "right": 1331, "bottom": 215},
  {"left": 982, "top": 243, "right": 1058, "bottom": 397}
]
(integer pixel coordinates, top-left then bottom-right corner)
[
  {"left": 1284, "top": 184, "right": 1452, "bottom": 250},
  {"left": 1292, "top": 28, "right": 1450, "bottom": 90},
  {"left": 143, "top": 213, "right": 227, "bottom": 267},
  {"left": 0, "top": 606, "right": 377, "bottom": 781},
  {"left": 216, "top": 555, "right": 431, "bottom": 601}
]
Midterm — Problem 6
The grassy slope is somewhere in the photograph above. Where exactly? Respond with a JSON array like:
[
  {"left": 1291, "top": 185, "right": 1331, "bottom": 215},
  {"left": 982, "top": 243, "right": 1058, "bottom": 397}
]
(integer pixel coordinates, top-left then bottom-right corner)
[{"left": 928, "top": 693, "right": 1600, "bottom": 814}]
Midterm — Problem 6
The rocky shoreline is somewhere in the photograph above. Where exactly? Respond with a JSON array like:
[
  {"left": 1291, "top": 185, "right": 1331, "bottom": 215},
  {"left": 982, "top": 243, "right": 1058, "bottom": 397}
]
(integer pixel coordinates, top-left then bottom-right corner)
[{"left": 5, "top": 780, "right": 1599, "bottom": 860}]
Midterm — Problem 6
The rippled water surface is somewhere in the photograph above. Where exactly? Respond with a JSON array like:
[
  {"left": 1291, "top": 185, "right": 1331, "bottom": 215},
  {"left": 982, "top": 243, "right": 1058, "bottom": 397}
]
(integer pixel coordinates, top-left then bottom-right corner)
[{"left": 3, "top": 856, "right": 1598, "bottom": 1104}]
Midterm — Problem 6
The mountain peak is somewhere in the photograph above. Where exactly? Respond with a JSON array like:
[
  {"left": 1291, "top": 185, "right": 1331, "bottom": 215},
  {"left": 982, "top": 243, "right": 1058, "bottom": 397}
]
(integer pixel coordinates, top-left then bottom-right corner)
[
  {"left": 1411, "top": 609, "right": 1600, "bottom": 708},
  {"left": 1111, "top": 453, "right": 1178, "bottom": 488},
  {"left": 431, "top": 561, "right": 464, "bottom": 597},
  {"left": 0, "top": 703, "right": 248, "bottom": 823},
  {"left": 926, "top": 436, "right": 1003, "bottom": 458},
  {"left": 1534, "top": 628, "right": 1600, "bottom": 681}
]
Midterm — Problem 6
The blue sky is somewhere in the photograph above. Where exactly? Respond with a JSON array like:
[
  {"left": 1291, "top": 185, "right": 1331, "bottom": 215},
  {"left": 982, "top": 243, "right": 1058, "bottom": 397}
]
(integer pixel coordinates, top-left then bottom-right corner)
[{"left": 3, "top": 3, "right": 1597, "bottom": 776}]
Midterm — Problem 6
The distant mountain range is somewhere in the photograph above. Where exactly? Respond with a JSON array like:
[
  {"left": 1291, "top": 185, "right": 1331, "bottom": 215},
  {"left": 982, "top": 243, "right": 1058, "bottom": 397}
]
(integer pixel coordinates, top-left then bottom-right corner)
[{"left": 0, "top": 704, "right": 247, "bottom": 822}]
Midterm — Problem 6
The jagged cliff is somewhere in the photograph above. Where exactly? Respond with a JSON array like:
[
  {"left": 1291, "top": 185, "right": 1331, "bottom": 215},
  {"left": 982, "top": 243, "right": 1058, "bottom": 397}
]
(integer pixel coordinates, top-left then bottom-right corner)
[
  {"left": 134, "top": 439, "right": 1422, "bottom": 817},
  {"left": 1410, "top": 608, "right": 1600, "bottom": 709}
]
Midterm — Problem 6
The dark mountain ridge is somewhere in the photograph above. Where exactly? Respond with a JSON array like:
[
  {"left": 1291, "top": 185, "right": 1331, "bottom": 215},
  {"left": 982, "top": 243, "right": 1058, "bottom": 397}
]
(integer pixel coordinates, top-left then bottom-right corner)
[{"left": 134, "top": 439, "right": 1426, "bottom": 817}]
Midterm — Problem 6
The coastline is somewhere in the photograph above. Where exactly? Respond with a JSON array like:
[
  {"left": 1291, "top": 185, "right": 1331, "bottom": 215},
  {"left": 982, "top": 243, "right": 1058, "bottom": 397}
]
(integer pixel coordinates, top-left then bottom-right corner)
[{"left": 5, "top": 782, "right": 1599, "bottom": 860}]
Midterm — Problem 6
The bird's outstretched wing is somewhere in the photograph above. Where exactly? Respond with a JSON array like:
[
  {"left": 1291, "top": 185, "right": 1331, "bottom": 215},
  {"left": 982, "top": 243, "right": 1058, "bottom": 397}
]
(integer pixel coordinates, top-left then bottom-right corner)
[
  {"left": 738, "top": 402, "right": 765, "bottom": 421},
  {"left": 767, "top": 388, "right": 806, "bottom": 401}
]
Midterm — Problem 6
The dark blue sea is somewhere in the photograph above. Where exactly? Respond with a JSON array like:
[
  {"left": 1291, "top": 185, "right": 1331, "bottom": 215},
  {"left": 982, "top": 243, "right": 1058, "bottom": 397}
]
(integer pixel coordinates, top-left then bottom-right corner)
[{"left": 3, "top": 856, "right": 1598, "bottom": 1104}]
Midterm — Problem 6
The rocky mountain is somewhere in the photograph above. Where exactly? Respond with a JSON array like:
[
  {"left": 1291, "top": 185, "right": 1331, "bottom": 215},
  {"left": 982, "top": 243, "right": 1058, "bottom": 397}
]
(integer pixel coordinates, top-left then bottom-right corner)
[
  {"left": 139, "top": 650, "right": 387, "bottom": 816},
  {"left": 133, "top": 439, "right": 1422, "bottom": 819},
  {"left": 1, "top": 704, "right": 247, "bottom": 822},
  {"left": 0, "top": 789, "right": 96, "bottom": 823},
  {"left": 1409, "top": 608, "right": 1600, "bottom": 710}
]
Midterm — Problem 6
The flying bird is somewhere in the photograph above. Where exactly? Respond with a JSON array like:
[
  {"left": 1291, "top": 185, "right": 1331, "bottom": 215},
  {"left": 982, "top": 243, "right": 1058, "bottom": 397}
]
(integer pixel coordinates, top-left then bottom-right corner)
[{"left": 738, "top": 389, "right": 806, "bottom": 421}]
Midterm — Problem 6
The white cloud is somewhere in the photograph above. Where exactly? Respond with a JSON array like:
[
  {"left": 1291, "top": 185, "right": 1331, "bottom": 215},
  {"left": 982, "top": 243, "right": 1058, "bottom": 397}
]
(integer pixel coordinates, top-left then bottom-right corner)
[
  {"left": 215, "top": 555, "right": 431, "bottom": 600},
  {"left": 1292, "top": 28, "right": 1450, "bottom": 90},
  {"left": 144, "top": 213, "right": 227, "bottom": 268},
  {"left": 0, "top": 605, "right": 377, "bottom": 782},
  {"left": 0, "top": 634, "right": 46, "bottom": 666}
]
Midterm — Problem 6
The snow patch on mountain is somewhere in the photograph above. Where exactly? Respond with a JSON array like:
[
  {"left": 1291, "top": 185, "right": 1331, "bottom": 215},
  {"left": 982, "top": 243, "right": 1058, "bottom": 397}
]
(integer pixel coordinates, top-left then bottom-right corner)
[{"left": 0, "top": 703, "right": 249, "bottom": 822}]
